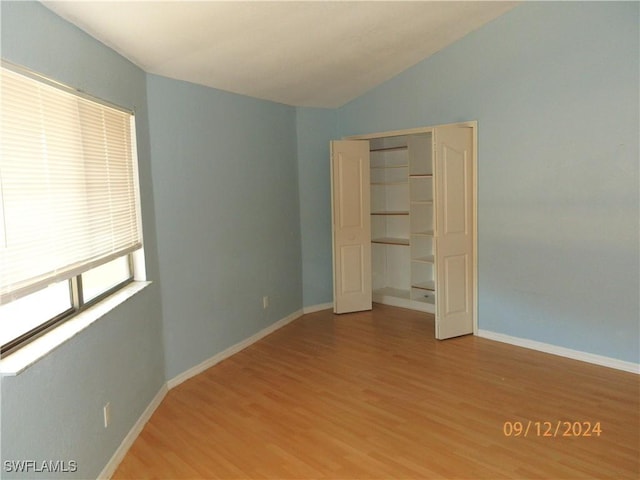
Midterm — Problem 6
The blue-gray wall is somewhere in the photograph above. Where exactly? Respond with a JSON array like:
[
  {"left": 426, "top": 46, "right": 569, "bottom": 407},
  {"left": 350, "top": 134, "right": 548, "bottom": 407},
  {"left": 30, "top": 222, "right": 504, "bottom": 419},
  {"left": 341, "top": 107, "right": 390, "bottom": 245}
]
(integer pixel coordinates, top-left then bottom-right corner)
[
  {"left": 335, "top": 1, "right": 640, "bottom": 363},
  {"left": 146, "top": 75, "right": 302, "bottom": 380},
  {"left": 296, "top": 108, "right": 338, "bottom": 308},
  {"left": 0, "top": 2, "right": 166, "bottom": 479}
]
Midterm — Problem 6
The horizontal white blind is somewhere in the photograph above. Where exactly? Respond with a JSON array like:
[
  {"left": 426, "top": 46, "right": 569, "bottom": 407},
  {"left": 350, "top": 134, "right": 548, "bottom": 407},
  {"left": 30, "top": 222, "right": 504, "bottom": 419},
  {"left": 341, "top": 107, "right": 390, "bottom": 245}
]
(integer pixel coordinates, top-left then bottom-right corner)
[{"left": 0, "top": 66, "right": 142, "bottom": 304}]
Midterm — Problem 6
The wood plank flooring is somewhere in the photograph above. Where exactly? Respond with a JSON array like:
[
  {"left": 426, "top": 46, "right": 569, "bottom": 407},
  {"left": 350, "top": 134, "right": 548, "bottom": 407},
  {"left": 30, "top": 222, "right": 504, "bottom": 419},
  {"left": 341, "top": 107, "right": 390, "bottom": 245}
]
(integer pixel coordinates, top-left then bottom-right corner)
[{"left": 113, "top": 305, "right": 639, "bottom": 479}]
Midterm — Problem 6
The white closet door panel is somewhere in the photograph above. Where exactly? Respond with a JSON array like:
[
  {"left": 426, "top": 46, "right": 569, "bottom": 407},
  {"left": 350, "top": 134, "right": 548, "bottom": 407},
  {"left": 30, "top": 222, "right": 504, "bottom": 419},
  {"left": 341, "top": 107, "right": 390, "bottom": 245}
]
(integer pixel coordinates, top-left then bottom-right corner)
[
  {"left": 331, "top": 140, "right": 372, "bottom": 314},
  {"left": 442, "top": 253, "right": 469, "bottom": 314},
  {"left": 435, "top": 126, "right": 474, "bottom": 339}
]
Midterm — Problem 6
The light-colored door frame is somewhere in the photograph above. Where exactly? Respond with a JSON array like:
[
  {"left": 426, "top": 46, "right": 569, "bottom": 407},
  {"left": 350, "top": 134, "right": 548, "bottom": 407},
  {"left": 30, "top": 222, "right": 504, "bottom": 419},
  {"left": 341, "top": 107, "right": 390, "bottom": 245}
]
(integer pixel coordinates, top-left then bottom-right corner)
[{"left": 345, "top": 121, "right": 478, "bottom": 335}]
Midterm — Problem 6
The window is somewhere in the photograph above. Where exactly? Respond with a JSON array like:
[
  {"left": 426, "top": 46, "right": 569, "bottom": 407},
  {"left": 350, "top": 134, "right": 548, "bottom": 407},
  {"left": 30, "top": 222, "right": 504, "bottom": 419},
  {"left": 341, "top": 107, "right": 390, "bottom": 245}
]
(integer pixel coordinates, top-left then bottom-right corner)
[{"left": 0, "top": 63, "right": 144, "bottom": 355}]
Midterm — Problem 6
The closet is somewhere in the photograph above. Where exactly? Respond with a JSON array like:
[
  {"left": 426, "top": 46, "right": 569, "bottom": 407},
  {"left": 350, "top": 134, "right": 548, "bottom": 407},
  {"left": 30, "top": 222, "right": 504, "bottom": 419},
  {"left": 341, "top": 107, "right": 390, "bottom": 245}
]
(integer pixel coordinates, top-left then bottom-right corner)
[{"left": 330, "top": 122, "right": 476, "bottom": 339}]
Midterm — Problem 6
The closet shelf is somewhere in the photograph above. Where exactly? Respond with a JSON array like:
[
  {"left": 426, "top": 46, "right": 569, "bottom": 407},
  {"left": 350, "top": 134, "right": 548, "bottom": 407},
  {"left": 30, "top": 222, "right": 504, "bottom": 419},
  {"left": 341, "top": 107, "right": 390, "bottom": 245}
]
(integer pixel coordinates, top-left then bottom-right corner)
[
  {"left": 370, "top": 146, "right": 408, "bottom": 153},
  {"left": 412, "top": 255, "right": 435, "bottom": 264},
  {"left": 371, "top": 211, "right": 409, "bottom": 216},
  {"left": 412, "top": 230, "right": 434, "bottom": 237},
  {"left": 409, "top": 174, "right": 433, "bottom": 178},
  {"left": 412, "top": 281, "right": 435, "bottom": 291},
  {"left": 371, "top": 181, "right": 409, "bottom": 186},
  {"left": 372, "top": 237, "right": 410, "bottom": 246},
  {"left": 410, "top": 200, "right": 433, "bottom": 205}
]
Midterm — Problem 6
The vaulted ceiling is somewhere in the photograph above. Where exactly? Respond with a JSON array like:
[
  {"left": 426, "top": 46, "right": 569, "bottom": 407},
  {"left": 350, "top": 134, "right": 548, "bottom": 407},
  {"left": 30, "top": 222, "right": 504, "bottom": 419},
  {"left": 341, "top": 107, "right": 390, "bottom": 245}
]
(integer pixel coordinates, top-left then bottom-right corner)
[{"left": 42, "top": 1, "right": 518, "bottom": 108}]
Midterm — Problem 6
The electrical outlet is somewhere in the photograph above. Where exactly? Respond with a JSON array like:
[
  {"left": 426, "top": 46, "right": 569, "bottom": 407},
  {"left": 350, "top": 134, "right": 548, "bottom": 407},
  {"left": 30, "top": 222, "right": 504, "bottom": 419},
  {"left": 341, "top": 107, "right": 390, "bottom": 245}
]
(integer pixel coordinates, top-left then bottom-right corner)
[
  {"left": 103, "top": 402, "right": 111, "bottom": 428},
  {"left": 262, "top": 296, "right": 269, "bottom": 309}
]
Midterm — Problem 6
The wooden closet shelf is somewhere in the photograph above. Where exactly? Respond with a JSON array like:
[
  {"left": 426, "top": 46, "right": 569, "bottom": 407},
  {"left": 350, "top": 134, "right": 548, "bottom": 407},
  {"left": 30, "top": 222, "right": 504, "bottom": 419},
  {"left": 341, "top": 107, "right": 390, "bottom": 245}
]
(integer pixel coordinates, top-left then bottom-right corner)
[
  {"left": 371, "top": 211, "right": 409, "bottom": 216},
  {"left": 370, "top": 146, "right": 408, "bottom": 153},
  {"left": 372, "top": 237, "right": 410, "bottom": 246},
  {"left": 371, "top": 181, "right": 408, "bottom": 186},
  {"left": 412, "top": 281, "right": 435, "bottom": 291}
]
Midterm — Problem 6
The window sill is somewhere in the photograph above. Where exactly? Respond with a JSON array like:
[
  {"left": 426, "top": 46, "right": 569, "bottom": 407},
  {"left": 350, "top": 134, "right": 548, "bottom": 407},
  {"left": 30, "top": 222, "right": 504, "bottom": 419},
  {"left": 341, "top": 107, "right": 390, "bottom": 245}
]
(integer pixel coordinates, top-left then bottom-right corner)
[{"left": 0, "top": 281, "right": 152, "bottom": 376}]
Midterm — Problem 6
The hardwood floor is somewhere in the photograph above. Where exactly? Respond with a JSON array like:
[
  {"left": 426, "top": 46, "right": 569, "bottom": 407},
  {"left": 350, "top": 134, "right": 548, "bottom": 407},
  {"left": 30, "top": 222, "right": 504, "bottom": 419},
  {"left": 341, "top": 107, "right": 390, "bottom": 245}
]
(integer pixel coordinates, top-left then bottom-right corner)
[{"left": 113, "top": 305, "right": 639, "bottom": 479}]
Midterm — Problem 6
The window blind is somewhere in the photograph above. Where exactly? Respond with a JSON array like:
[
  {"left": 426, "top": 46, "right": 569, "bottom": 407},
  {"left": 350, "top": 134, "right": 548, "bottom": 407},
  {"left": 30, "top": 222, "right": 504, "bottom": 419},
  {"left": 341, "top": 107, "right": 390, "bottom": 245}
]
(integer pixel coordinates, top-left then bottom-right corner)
[{"left": 0, "top": 66, "right": 142, "bottom": 304}]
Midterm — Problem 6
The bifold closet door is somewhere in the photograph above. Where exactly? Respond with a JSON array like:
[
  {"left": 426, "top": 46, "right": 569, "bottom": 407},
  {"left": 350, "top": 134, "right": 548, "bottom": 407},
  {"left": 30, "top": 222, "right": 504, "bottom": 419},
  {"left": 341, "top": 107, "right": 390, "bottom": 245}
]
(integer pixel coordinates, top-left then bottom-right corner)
[
  {"left": 434, "top": 126, "right": 474, "bottom": 339},
  {"left": 330, "top": 141, "right": 372, "bottom": 314}
]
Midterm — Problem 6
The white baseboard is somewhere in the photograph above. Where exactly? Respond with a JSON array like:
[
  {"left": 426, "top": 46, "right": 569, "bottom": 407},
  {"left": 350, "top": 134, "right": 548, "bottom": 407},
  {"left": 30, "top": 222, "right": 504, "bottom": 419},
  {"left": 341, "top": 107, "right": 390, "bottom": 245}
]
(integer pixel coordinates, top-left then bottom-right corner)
[
  {"left": 97, "top": 317, "right": 637, "bottom": 480},
  {"left": 167, "top": 309, "right": 303, "bottom": 389},
  {"left": 476, "top": 329, "right": 639, "bottom": 374},
  {"left": 302, "top": 302, "right": 333, "bottom": 314},
  {"left": 98, "top": 383, "right": 168, "bottom": 479},
  {"left": 98, "top": 309, "right": 304, "bottom": 479}
]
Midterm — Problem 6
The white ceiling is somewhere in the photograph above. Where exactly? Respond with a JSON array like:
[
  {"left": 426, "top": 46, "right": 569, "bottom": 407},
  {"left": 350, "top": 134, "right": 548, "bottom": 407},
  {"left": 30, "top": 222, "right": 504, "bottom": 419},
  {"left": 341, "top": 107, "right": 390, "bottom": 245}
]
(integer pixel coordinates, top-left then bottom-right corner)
[{"left": 41, "top": 1, "right": 518, "bottom": 108}]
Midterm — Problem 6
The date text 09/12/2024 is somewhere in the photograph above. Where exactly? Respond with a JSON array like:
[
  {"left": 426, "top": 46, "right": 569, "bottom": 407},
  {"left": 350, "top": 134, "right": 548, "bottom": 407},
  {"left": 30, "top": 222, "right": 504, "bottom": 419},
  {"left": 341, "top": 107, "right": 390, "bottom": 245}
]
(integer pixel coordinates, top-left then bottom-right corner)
[{"left": 503, "top": 421, "right": 602, "bottom": 437}]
